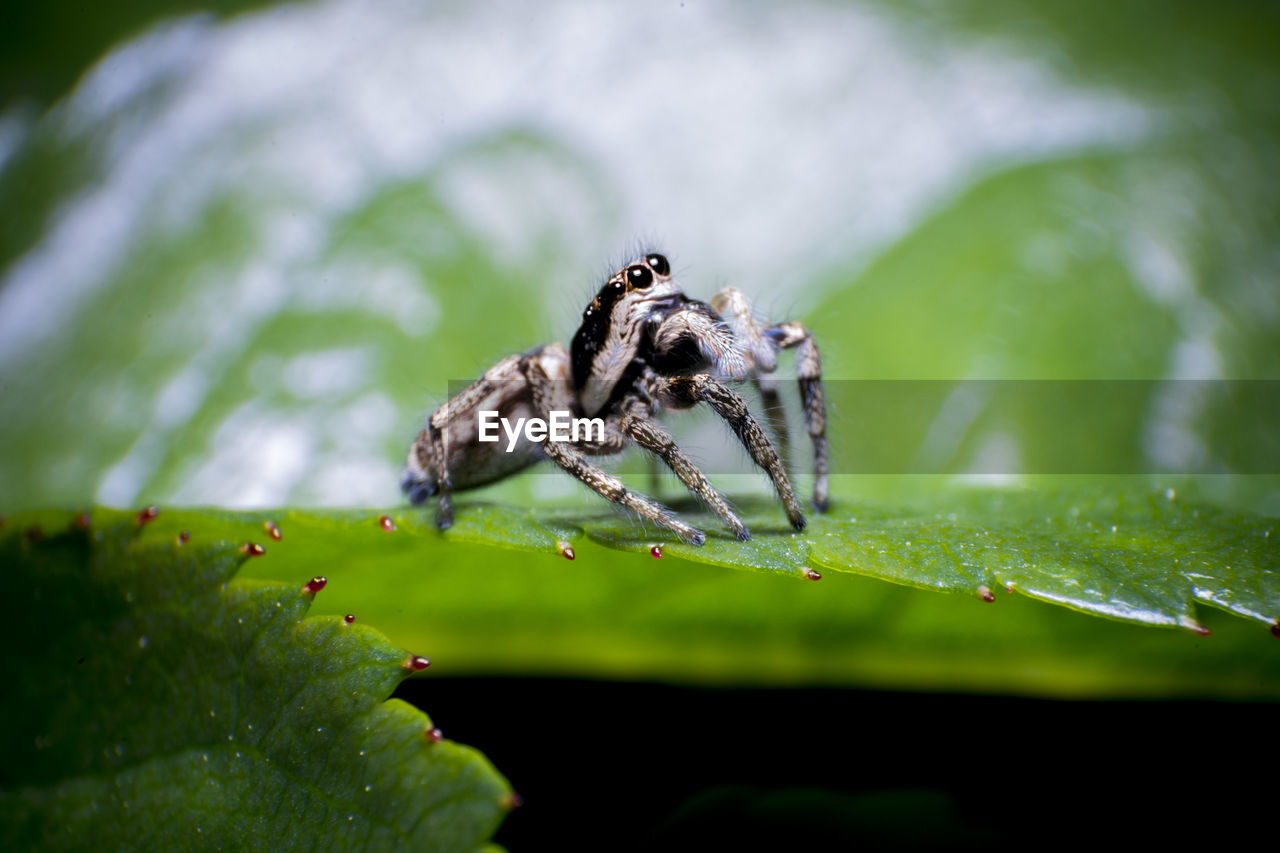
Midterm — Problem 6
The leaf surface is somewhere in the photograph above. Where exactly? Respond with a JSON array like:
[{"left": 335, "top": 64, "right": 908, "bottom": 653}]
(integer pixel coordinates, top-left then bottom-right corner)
[
  {"left": 442, "top": 486, "right": 1280, "bottom": 633},
  {"left": 0, "top": 516, "right": 512, "bottom": 851},
  {"left": 8, "top": 489, "right": 1276, "bottom": 702}
]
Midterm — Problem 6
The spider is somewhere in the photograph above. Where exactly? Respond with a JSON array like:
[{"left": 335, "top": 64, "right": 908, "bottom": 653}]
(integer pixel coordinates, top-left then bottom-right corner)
[{"left": 402, "top": 252, "right": 828, "bottom": 545}]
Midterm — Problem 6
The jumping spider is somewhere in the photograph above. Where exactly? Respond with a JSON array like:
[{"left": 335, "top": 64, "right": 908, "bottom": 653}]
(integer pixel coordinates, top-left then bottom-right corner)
[{"left": 402, "top": 252, "right": 828, "bottom": 545}]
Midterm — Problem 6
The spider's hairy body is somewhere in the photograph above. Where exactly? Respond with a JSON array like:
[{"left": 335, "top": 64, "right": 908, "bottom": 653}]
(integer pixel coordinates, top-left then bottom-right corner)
[
  {"left": 405, "top": 345, "right": 572, "bottom": 493},
  {"left": 404, "top": 252, "right": 829, "bottom": 545}
]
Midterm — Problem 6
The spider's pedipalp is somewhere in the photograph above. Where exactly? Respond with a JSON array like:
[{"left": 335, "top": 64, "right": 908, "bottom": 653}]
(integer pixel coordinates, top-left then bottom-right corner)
[{"left": 650, "top": 300, "right": 747, "bottom": 380}]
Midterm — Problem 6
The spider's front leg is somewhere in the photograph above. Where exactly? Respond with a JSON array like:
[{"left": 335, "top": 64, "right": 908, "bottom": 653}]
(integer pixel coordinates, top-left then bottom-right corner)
[
  {"left": 713, "top": 287, "right": 830, "bottom": 512},
  {"left": 711, "top": 288, "right": 791, "bottom": 469},
  {"left": 658, "top": 372, "right": 806, "bottom": 532},
  {"left": 618, "top": 398, "right": 750, "bottom": 541},
  {"left": 767, "top": 321, "right": 829, "bottom": 511},
  {"left": 541, "top": 441, "right": 707, "bottom": 546},
  {"left": 524, "top": 358, "right": 707, "bottom": 546},
  {"left": 569, "top": 400, "right": 748, "bottom": 540}
]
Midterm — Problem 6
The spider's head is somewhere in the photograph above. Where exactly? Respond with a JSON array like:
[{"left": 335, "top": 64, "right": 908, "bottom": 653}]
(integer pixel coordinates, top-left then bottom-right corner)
[
  {"left": 571, "top": 252, "right": 681, "bottom": 403},
  {"left": 595, "top": 252, "right": 680, "bottom": 310}
]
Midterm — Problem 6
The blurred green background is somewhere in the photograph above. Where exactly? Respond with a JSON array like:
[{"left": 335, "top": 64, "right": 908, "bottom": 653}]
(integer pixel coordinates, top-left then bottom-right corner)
[{"left": 2, "top": 0, "right": 1277, "bottom": 517}]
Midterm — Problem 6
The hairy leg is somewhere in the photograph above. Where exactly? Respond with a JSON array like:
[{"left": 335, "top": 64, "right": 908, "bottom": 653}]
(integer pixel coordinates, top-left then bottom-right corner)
[
  {"left": 620, "top": 400, "right": 750, "bottom": 541},
  {"left": 713, "top": 287, "right": 826, "bottom": 511},
  {"left": 660, "top": 373, "right": 805, "bottom": 531},
  {"left": 524, "top": 353, "right": 706, "bottom": 545},
  {"left": 646, "top": 453, "right": 663, "bottom": 495},
  {"left": 766, "top": 322, "right": 829, "bottom": 511},
  {"left": 427, "top": 423, "right": 455, "bottom": 529},
  {"left": 710, "top": 286, "right": 776, "bottom": 374},
  {"left": 406, "top": 352, "right": 537, "bottom": 530},
  {"left": 541, "top": 440, "right": 706, "bottom": 545},
  {"left": 753, "top": 371, "right": 792, "bottom": 474}
]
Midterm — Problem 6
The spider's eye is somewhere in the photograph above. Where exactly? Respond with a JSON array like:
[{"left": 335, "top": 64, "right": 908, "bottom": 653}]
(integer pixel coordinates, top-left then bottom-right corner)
[
  {"left": 646, "top": 253, "right": 670, "bottom": 276},
  {"left": 627, "top": 265, "right": 653, "bottom": 289}
]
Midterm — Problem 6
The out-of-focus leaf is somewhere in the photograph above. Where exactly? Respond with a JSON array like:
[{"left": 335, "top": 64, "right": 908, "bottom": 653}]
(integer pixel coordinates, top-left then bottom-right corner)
[
  {"left": 0, "top": 127, "right": 614, "bottom": 510},
  {"left": 0, "top": 515, "right": 512, "bottom": 851},
  {"left": 2, "top": 1, "right": 1278, "bottom": 520},
  {"left": 800, "top": 144, "right": 1280, "bottom": 516}
]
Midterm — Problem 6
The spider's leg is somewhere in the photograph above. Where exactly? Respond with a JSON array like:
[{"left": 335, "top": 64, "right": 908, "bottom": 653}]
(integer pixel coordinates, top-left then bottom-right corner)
[
  {"left": 406, "top": 358, "right": 526, "bottom": 530},
  {"left": 753, "top": 371, "right": 792, "bottom": 474},
  {"left": 524, "top": 352, "right": 705, "bottom": 546},
  {"left": 712, "top": 286, "right": 792, "bottom": 472},
  {"left": 588, "top": 410, "right": 663, "bottom": 494},
  {"left": 711, "top": 287, "right": 777, "bottom": 374},
  {"left": 405, "top": 413, "right": 454, "bottom": 528},
  {"left": 653, "top": 297, "right": 748, "bottom": 379},
  {"left": 403, "top": 445, "right": 437, "bottom": 504},
  {"left": 405, "top": 419, "right": 455, "bottom": 529},
  {"left": 646, "top": 454, "right": 662, "bottom": 495},
  {"left": 765, "top": 322, "right": 829, "bottom": 512},
  {"left": 620, "top": 400, "right": 750, "bottom": 542},
  {"left": 542, "top": 440, "right": 706, "bottom": 545},
  {"left": 569, "top": 413, "right": 629, "bottom": 455},
  {"left": 426, "top": 424, "right": 455, "bottom": 529},
  {"left": 662, "top": 374, "right": 805, "bottom": 531}
]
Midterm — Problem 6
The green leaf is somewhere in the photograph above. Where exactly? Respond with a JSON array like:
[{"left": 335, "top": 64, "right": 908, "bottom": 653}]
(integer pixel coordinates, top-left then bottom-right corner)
[
  {"left": 0, "top": 515, "right": 512, "bottom": 851},
  {"left": 439, "top": 485, "right": 1280, "bottom": 633},
  {"left": 7, "top": 492, "right": 1276, "bottom": 702}
]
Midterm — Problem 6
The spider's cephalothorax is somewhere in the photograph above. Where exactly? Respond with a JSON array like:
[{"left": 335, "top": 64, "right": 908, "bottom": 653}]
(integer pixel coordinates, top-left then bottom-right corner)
[{"left": 403, "top": 252, "right": 829, "bottom": 545}]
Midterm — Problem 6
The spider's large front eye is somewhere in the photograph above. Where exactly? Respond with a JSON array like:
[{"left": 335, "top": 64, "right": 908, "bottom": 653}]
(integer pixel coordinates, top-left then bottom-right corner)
[
  {"left": 646, "top": 253, "right": 670, "bottom": 276},
  {"left": 627, "top": 265, "right": 654, "bottom": 289}
]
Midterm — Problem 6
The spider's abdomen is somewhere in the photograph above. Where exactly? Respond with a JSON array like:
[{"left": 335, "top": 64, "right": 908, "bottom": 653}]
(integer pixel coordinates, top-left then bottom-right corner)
[
  {"left": 405, "top": 344, "right": 572, "bottom": 494},
  {"left": 443, "top": 397, "right": 545, "bottom": 490}
]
